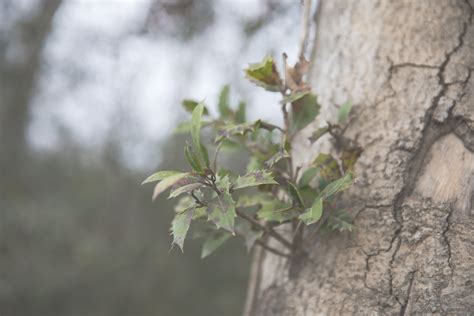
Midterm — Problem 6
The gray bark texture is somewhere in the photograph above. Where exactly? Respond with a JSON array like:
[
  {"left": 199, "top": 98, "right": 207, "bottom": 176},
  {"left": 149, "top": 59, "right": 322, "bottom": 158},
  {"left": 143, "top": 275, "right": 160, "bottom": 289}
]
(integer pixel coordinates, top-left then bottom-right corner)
[{"left": 247, "top": 0, "right": 474, "bottom": 314}]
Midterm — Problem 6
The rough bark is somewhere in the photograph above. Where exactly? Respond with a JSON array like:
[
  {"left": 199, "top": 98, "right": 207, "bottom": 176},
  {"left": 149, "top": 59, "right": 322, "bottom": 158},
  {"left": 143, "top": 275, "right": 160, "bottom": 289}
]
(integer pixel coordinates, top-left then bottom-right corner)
[{"left": 248, "top": 0, "right": 474, "bottom": 314}]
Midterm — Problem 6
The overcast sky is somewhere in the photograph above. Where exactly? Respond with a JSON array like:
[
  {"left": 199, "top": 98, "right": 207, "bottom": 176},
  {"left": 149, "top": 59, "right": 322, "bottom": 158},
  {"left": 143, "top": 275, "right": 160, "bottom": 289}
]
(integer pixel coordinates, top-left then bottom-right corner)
[{"left": 27, "top": 0, "right": 304, "bottom": 168}]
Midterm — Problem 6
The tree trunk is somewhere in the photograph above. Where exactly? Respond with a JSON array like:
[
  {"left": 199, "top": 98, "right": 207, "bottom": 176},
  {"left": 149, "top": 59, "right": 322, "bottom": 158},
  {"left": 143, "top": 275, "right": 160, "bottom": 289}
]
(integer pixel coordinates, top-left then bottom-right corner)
[
  {"left": 247, "top": 0, "right": 474, "bottom": 314},
  {"left": 0, "top": 0, "right": 61, "bottom": 192}
]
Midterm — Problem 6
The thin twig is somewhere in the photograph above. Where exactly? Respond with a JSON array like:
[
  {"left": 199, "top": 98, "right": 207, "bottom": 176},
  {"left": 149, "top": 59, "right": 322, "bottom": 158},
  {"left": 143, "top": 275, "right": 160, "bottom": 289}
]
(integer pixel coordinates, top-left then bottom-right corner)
[
  {"left": 258, "top": 121, "right": 285, "bottom": 133},
  {"left": 255, "top": 239, "right": 291, "bottom": 258},
  {"left": 191, "top": 190, "right": 206, "bottom": 207},
  {"left": 236, "top": 209, "right": 293, "bottom": 250}
]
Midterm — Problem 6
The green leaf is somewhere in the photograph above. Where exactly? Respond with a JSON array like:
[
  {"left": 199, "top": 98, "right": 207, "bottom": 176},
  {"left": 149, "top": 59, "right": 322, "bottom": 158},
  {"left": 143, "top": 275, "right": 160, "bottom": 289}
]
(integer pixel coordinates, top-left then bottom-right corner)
[
  {"left": 142, "top": 170, "right": 181, "bottom": 184},
  {"left": 313, "top": 153, "right": 342, "bottom": 182},
  {"left": 174, "top": 121, "right": 193, "bottom": 134},
  {"left": 185, "top": 144, "right": 204, "bottom": 172},
  {"left": 175, "top": 120, "right": 212, "bottom": 135},
  {"left": 236, "top": 221, "right": 263, "bottom": 252},
  {"left": 341, "top": 146, "right": 362, "bottom": 172},
  {"left": 236, "top": 194, "right": 266, "bottom": 208},
  {"left": 287, "top": 182, "right": 305, "bottom": 208},
  {"left": 233, "top": 170, "right": 278, "bottom": 190},
  {"left": 309, "top": 126, "right": 329, "bottom": 143},
  {"left": 218, "top": 85, "right": 231, "bottom": 118},
  {"left": 182, "top": 99, "right": 209, "bottom": 115},
  {"left": 299, "top": 186, "right": 320, "bottom": 207},
  {"left": 289, "top": 93, "right": 320, "bottom": 134},
  {"left": 215, "top": 121, "right": 258, "bottom": 143},
  {"left": 216, "top": 175, "right": 232, "bottom": 192},
  {"left": 220, "top": 139, "right": 244, "bottom": 152},
  {"left": 171, "top": 207, "right": 195, "bottom": 251},
  {"left": 298, "top": 167, "right": 319, "bottom": 187},
  {"left": 280, "top": 90, "right": 309, "bottom": 104},
  {"left": 327, "top": 211, "right": 354, "bottom": 232},
  {"left": 265, "top": 148, "right": 290, "bottom": 168},
  {"left": 337, "top": 101, "right": 352, "bottom": 124},
  {"left": 174, "top": 196, "right": 195, "bottom": 213},
  {"left": 299, "top": 197, "right": 323, "bottom": 225},
  {"left": 246, "top": 156, "right": 263, "bottom": 172},
  {"left": 244, "top": 56, "right": 282, "bottom": 92},
  {"left": 169, "top": 182, "right": 203, "bottom": 199},
  {"left": 191, "top": 103, "right": 204, "bottom": 149},
  {"left": 257, "top": 200, "right": 297, "bottom": 223},
  {"left": 235, "top": 101, "right": 246, "bottom": 123},
  {"left": 319, "top": 172, "right": 353, "bottom": 199},
  {"left": 152, "top": 172, "right": 190, "bottom": 200},
  {"left": 199, "top": 142, "right": 210, "bottom": 167},
  {"left": 206, "top": 192, "right": 236, "bottom": 233},
  {"left": 201, "top": 232, "right": 231, "bottom": 259}
]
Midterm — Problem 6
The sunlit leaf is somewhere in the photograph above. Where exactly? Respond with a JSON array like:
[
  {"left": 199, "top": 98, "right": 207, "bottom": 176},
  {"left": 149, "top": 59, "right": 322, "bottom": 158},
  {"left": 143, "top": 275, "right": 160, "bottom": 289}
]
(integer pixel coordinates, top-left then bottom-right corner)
[
  {"left": 337, "top": 101, "right": 352, "bottom": 124},
  {"left": 142, "top": 170, "right": 182, "bottom": 185},
  {"left": 171, "top": 206, "right": 195, "bottom": 251},
  {"left": 244, "top": 56, "right": 282, "bottom": 92},
  {"left": 152, "top": 172, "right": 190, "bottom": 200},
  {"left": 233, "top": 170, "right": 278, "bottom": 190},
  {"left": 299, "top": 197, "right": 323, "bottom": 225},
  {"left": 201, "top": 232, "right": 231, "bottom": 259}
]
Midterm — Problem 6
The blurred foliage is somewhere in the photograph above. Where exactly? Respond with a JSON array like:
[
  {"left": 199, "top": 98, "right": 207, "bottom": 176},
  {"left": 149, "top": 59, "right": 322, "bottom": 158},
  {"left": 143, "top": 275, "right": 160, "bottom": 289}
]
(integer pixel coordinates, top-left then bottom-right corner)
[
  {"left": 0, "top": 134, "right": 249, "bottom": 316},
  {"left": 0, "top": 1, "right": 250, "bottom": 314}
]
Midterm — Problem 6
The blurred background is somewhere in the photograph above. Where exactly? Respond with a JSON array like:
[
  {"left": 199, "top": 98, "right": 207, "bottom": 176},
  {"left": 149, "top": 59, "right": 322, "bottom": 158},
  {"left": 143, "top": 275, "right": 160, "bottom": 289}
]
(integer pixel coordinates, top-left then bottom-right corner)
[{"left": 0, "top": 0, "right": 302, "bottom": 315}]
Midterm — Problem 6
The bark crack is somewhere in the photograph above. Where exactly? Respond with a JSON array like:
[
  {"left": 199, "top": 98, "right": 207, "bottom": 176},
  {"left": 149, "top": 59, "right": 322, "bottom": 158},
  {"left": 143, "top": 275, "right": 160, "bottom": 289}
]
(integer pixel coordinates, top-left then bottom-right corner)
[
  {"left": 398, "top": 270, "right": 417, "bottom": 316},
  {"left": 373, "top": 6, "right": 471, "bottom": 303},
  {"left": 442, "top": 207, "right": 454, "bottom": 279}
]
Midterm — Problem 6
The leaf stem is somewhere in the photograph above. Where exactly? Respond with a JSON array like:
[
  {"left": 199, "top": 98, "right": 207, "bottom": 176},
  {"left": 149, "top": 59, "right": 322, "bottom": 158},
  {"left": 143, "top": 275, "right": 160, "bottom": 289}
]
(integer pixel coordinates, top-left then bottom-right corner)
[
  {"left": 236, "top": 209, "right": 293, "bottom": 250},
  {"left": 254, "top": 239, "right": 291, "bottom": 258},
  {"left": 258, "top": 121, "right": 285, "bottom": 133},
  {"left": 191, "top": 190, "right": 206, "bottom": 207}
]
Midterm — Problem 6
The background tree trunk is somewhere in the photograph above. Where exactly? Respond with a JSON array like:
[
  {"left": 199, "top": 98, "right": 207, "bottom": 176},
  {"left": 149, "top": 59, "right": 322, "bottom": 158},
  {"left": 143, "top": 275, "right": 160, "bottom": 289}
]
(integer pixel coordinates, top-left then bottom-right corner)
[
  {"left": 0, "top": 0, "right": 61, "bottom": 192},
  {"left": 248, "top": 0, "right": 474, "bottom": 314}
]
